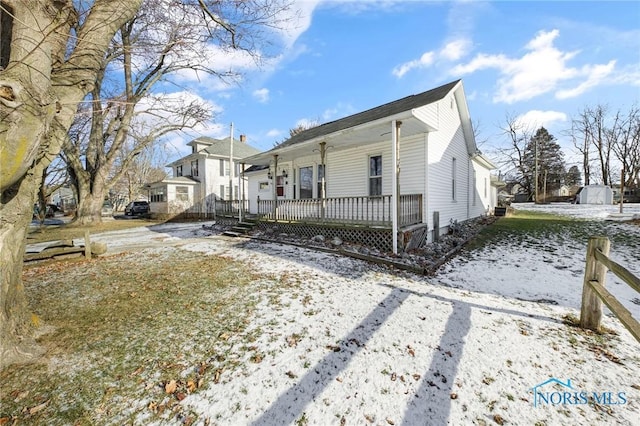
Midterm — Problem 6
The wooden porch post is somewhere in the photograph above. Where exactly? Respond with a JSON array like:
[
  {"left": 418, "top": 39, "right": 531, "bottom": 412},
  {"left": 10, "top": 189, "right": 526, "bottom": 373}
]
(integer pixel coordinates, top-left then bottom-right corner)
[
  {"left": 239, "top": 162, "right": 245, "bottom": 222},
  {"left": 273, "top": 154, "right": 278, "bottom": 221},
  {"left": 391, "top": 120, "right": 402, "bottom": 254},
  {"left": 320, "top": 141, "right": 327, "bottom": 220}
]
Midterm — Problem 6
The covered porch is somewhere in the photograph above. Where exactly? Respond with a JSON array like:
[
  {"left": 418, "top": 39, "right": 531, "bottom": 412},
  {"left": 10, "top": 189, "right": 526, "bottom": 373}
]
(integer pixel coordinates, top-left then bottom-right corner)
[
  {"left": 255, "top": 194, "right": 422, "bottom": 228},
  {"left": 242, "top": 104, "right": 439, "bottom": 253}
]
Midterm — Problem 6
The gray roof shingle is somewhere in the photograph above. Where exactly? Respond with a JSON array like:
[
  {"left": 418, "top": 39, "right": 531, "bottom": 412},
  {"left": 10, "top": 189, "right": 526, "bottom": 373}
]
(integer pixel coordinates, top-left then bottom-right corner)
[
  {"left": 191, "top": 136, "right": 261, "bottom": 158},
  {"left": 274, "top": 79, "right": 461, "bottom": 150}
]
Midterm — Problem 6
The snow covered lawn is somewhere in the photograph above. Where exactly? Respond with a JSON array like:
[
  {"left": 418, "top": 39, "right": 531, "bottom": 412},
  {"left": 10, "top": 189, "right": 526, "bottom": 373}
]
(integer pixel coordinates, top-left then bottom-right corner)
[{"left": 9, "top": 206, "right": 640, "bottom": 425}]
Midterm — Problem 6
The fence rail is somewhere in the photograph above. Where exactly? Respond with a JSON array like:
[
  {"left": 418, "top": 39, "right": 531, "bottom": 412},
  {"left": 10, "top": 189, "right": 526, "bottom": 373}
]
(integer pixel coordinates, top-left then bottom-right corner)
[
  {"left": 257, "top": 194, "right": 422, "bottom": 228},
  {"left": 580, "top": 236, "right": 640, "bottom": 342}
]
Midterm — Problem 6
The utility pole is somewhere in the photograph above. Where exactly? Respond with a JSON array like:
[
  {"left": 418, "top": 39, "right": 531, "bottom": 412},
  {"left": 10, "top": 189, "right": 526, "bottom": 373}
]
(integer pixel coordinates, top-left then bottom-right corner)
[
  {"left": 229, "top": 122, "right": 234, "bottom": 201},
  {"left": 534, "top": 136, "right": 539, "bottom": 203}
]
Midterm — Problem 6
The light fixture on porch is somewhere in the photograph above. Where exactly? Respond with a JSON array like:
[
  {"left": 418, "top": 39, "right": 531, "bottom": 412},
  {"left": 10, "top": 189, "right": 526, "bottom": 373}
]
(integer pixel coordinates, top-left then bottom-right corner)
[
  {"left": 282, "top": 169, "right": 288, "bottom": 178},
  {"left": 267, "top": 170, "right": 273, "bottom": 180}
]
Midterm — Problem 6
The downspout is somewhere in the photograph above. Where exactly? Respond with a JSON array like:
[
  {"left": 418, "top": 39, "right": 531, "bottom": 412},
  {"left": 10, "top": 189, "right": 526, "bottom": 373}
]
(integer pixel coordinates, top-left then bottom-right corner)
[
  {"left": 424, "top": 133, "right": 429, "bottom": 231},
  {"left": 467, "top": 155, "right": 470, "bottom": 220}
]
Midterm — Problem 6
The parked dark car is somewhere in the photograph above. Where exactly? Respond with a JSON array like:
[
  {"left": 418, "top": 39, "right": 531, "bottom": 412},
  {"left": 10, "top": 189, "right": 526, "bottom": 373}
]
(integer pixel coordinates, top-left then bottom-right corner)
[{"left": 124, "top": 201, "right": 150, "bottom": 216}]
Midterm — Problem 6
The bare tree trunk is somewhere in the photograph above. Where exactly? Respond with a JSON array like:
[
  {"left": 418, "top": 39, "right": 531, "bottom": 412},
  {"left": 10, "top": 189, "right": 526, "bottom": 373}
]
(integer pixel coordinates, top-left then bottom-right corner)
[
  {"left": 75, "top": 177, "right": 107, "bottom": 225},
  {"left": 0, "top": 169, "right": 45, "bottom": 368},
  {"left": 0, "top": 0, "right": 142, "bottom": 369}
]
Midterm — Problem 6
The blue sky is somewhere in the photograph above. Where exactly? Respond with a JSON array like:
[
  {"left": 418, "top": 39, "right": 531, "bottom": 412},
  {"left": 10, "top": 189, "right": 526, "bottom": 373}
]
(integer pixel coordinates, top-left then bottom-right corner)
[{"left": 167, "top": 0, "right": 640, "bottom": 171}]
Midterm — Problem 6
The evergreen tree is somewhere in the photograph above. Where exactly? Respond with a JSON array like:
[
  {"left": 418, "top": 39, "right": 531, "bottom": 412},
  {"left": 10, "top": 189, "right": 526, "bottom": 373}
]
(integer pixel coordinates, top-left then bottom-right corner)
[
  {"left": 565, "top": 165, "right": 582, "bottom": 187},
  {"left": 522, "top": 127, "right": 566, "bottom": 198}
]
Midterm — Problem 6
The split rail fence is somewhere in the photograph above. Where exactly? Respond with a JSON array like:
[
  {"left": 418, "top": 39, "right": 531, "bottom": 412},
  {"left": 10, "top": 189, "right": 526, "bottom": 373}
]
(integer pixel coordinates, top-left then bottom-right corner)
[{"left": 580, "top": 236, "right": 640, "bottom": 342}]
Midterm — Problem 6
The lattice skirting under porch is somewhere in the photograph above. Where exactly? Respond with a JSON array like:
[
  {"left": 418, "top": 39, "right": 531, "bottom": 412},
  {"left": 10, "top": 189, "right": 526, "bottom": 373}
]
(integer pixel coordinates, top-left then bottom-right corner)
[{"left": 257, "top": 222, "right": 394, "bottom": 252}]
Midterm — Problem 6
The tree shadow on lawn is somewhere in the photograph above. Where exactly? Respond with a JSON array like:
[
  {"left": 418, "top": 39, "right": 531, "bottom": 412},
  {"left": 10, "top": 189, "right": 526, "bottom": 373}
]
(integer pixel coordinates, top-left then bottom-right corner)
[
  {"left": 402, "top": 300, "right": 471, "bottom": 425},
  {"left": 251, "top": 287, "right": 410, "bottom": 425},
  {"left": 250, "top": 281, "right": 562, "bottom": 425}
]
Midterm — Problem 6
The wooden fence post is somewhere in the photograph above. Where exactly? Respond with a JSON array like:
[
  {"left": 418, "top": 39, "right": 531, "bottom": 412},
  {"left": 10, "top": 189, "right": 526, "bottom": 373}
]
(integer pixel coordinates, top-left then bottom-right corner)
[
  {"left": 580, "top": 236, "right": 611, "bottom": 331},
  {"left": 84, "top": 230, "right": 91, "bottom": 260}
]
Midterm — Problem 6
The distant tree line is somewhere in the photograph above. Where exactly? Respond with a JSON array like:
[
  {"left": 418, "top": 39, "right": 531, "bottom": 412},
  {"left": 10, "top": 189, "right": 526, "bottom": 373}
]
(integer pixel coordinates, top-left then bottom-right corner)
[{"left": 496, "top": 104, "right": 639, "bottom": 202}]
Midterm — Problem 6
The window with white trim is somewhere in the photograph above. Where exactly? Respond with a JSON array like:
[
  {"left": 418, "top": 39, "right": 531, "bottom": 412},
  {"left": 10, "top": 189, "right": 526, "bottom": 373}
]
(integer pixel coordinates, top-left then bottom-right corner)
[
  {"left": 451, "top": 158, "right": 457, "bottom": 201},
  {"left": 299, "top": 166, "right": 313, "bottom": 199},
  {"left": 473, "top": 169, "right": 476, "bottom": 206},
  {"left": 176, "top": 186, "right": 189, "bottom": 202},
  {"left": 317, "top": 164, "right": 325, "bottom": 198},
  {"left": 369, "top": 155, "right": 382, "bottom": 196}
]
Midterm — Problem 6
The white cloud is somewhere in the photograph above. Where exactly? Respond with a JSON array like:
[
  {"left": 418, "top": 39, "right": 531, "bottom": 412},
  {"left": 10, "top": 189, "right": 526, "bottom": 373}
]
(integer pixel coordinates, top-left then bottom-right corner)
[
  {"left": 440, "top": 39, "right": 472, "bottom": 61},
  {"left": 556, "top": 61, "right": 616, "bottom": 99},
  {"left": 321, "top": 102, "right": 355, "bottom": 122},
  {"left": 392, "top": 51, "right": 435, "bottom": 78},
  {"left": 450, "top": 29, "right": 616, "bottom": 104},
  {"left": 515, "top": 110, "right": 568, "bottom": 130},
  {"left": 253, "top": 88, "right": 270, "bottom": 103},
  {"left": 392, "top": 37, "right": 471, "bottom": 78},
  {"left": 279, "top": 1, "right": 321, "bottom": 49},
  {"left": 266, "top": 129, "right": 283, "bottom": 139}
]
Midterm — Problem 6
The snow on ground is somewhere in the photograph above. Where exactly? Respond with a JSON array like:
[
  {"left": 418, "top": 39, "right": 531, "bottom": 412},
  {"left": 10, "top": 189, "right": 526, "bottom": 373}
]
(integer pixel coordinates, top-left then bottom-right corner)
[
  {"left": 515, "top": 201, "right": 640, "bottom": 220},
  {"left": 176, "top": 238, "right": 639, "bottom": 426},
  {"left": 436, "top": 205, "right": 640, "bottom": 317},
  {"left": 26, "top": 207, "right": 640, "bottom": 425}
]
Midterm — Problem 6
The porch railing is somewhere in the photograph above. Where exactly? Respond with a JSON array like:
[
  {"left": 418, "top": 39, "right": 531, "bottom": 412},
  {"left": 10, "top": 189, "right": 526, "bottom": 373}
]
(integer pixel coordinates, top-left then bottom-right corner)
[
  {"left": 257, "top": 194, "right": 422, "bottom": 228},
  {"left": 214, "top": 199, "right": 249, "bottom": 215}
]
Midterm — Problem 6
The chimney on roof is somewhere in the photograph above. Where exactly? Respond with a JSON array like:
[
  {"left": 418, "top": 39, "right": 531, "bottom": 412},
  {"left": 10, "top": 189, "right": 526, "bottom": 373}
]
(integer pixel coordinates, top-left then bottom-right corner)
[{"left": 240, "top": 134, "right": 246, "bottom": 143}]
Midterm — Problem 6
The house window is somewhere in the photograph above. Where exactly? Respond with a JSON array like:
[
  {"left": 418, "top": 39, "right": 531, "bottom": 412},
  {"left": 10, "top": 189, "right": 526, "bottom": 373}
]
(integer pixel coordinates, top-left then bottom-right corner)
[
  {"left": 369, "top": 155, "right": 382, "bottom": 196},
  {"left": 473, "top": 170, "right": 477, "bottom": 206},
  {"left": 299, "top": 166, "right": 313, "bottom": 199},
  {"left": 176, "top": 186, "right": 189, "bottom": 202},
  {"left": 220, "top": 159, "right": 231, "bottom": 177},
  {"left": 451, "top": 158, "right": 457, "bottom": 201},
  {"left": 292, "top": 168, "right": 297, "bottom": 199},
  {"left": 276, "top": 175, "right": 285, "bottom": 197},
  {"left": 317, "top": 164, "right": 325, "bottom": 198},
  {"left": 259, "top": 181, "right": 269, "bottom": 192},
  {"left": 176, "top": 165, "right": 183, "bottom": 177},
  {"left": 150, "top": 187, "right": 166, "bottom": 202},
  {"left": 191, "top": 160, "right": 199, "bottom": 177}
]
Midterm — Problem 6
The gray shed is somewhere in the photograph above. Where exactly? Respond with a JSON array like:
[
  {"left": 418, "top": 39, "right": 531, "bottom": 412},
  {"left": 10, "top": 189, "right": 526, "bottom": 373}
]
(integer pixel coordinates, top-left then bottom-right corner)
[{"left": 576, "top": 185, "right": 613, "bottom": 205}]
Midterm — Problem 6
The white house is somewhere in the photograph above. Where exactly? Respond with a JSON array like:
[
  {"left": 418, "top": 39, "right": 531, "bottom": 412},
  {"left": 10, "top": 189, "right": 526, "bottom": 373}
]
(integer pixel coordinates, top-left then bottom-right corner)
[
  {"left": 241, "top": 80, "right": 496, "bottom": 253},
  {"left": 147, "top": 135, "right": 261, "bottom": 217}
]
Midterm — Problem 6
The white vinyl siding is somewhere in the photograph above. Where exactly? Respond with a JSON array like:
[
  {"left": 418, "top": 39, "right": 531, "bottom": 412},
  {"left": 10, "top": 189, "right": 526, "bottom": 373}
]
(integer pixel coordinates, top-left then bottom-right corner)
[{"left": 427, "top": 95, "right": 470, "bottom": 229}]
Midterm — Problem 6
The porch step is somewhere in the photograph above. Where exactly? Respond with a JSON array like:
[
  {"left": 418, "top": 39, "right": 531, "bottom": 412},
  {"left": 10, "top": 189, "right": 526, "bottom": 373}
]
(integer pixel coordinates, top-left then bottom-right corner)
[
  {"left": 236, "top": 221, "right": 256, "bottom": 228},
  {"left": 222, "top": 231, "right": 243, "bottom": 237},
  {"left": 228, "top": 221, "right": 257, "bottom": 236}
]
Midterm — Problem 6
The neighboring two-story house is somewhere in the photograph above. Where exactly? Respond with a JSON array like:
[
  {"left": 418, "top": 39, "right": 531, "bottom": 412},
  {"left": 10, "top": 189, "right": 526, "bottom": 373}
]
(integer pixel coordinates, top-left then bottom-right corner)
[{"left": 146, "top": 135, "right": 261, "bottom": 217}]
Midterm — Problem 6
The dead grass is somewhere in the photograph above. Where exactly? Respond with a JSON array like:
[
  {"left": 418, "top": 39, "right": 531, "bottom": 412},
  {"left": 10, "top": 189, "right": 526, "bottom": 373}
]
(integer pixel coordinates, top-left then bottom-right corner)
[
  {"left": 26, "top": 218, "right": 164, "bottom": 244},
  {"left": 1, "top": 248, "right": 291, "bottom": 425}
]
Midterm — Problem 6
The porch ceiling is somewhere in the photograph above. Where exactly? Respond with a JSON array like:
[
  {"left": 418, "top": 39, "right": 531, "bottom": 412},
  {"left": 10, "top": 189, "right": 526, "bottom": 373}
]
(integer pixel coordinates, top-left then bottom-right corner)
[{"left": 244, "top": 114, "right": 432, "bottom": 166}]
